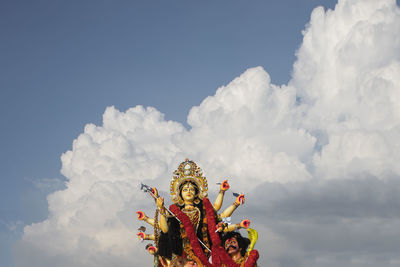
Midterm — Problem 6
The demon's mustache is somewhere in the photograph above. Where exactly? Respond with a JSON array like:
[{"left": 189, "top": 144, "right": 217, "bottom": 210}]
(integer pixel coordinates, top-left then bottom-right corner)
[{"left": 226, "top": 244, "right": 237, "bottom": 251}]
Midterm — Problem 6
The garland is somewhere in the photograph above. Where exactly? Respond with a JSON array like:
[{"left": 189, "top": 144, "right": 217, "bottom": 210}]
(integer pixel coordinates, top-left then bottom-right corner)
[
  {"left": 170, "top": 199, "right": 259, "bottom": 267},
  {"left": 201, "top": 211, "right": 211, "bottom": 258},
  {"left": 203, "top": 198, "right": 237, "bottom": 267},
  {"left": 169, "top": 204, "right": 212, "bottom": 267}
]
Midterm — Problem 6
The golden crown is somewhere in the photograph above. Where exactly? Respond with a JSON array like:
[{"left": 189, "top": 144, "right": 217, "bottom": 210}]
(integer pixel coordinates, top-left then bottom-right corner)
[{"left": 169, "top": 159, "right": 208, "bottom": 205}]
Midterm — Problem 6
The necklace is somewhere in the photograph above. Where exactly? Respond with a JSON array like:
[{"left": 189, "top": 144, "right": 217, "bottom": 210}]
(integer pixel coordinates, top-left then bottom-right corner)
[{"left": 182, "top": 206, "right": 201, "bottom": 231}]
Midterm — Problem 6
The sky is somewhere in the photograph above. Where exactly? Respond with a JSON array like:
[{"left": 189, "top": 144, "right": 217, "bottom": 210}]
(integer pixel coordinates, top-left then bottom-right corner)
[{"left": 1, "top": 0, "right": 400, "bottom": 266}]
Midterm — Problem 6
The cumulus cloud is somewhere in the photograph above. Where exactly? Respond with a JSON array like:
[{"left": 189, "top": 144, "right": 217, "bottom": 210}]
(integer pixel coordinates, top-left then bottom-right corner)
[
  {"left": 292, "top": 0, "right": 400, "bottom": 180},
  {"left": 14, "top": 0, "right": 400, "bottom": 266}
]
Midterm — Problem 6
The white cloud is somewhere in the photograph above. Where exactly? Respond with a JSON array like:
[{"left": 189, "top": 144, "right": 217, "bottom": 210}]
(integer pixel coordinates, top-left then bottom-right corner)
[
  {"left": 292, "top": 0, "right": 400, "bottom": 180},
  {"left": 183, "top": 67, "right": 315, "bottom": 188},
  {"left": 15, "top": 0, "right": 400, "bottom": 266}
]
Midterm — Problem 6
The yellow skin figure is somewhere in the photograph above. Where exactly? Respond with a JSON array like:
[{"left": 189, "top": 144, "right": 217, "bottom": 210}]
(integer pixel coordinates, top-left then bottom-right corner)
[
  {"left": 182, "top": 183, "right": 196, "bottom": 205},
  {"left": 155, "top": 197, "right": 168, "bottom": 233},
  {"left": 136, "top": 160, "right": 254, "bottom": 267},
  {"left": 154, "top": 180, "right": 245, "bottom": 234},
  {"left": 156, "top": 183, "right": 197, "bottom": 233}
]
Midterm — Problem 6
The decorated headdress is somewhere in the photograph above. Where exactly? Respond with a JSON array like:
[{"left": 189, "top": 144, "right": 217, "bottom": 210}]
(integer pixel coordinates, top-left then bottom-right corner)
[{"left": 170, "top": 159, "right": 208, "bottom": 205}]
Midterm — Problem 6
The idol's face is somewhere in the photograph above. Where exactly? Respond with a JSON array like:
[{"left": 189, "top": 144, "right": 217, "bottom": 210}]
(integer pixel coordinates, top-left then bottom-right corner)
[
  {"left": 181, "top": 183, "right": 196, "bottom": 203},
  {"left": 225, "top": 237, "right": 240, "bottom": 255}
]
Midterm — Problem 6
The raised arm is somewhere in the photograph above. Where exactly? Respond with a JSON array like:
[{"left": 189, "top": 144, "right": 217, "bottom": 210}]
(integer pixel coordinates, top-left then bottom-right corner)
[
  {"left": 213, "top": 180, "right": 230, "bottom": 211},
  {"left": 220, "top": 194, "right": 245, "bottom": 218},
  {"left": 156, "top": 197, "right": 169, "bottom": 233}
]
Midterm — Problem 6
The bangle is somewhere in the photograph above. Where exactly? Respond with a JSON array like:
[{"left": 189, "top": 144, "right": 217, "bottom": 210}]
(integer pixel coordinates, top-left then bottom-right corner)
[
  {"left": 233, "top": 202, "right": 240, "bottom": 208},
  {"left": 158, "top": 207, "right": 167, "bottom": 217}
]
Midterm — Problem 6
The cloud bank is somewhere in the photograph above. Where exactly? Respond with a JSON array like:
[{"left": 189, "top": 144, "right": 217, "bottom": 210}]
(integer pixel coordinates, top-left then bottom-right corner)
[{"left": 15, "top": 0, "right": 400, "bottom": 266}]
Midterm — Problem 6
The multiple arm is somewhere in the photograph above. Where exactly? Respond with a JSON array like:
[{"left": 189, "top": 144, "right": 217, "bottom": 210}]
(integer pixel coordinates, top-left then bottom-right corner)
[
  {"left": 214, "top": 180, "right": 245, "bottom": 219},
  {"left": 136, "top": 174, "right": 255, "bottom": 265},
  {"left": 223, "top": 219, "right": 250, "bottom": 232},
  {"left": 213, "top": 180, "right": 230, "bottom": 211},
  {"left": 136, "top": 211, "right": 156, "bottom": 227},
  {"left": 137, "top": 188, "right": 169, "bottom": 233},
  {"left": 156, "top": 197, "right": 169, "bottom": 233},
  {"left": 137, "top": 181, "right": 246, "bottom": 234},
  {"left": 137, "top": 232, "right": 156, "bottom": 241},
  {"left": 216, "top": 219, "right": 251, "bottom": 233},
  {"left": 219, "top": 193, "right": 245, "bottom": 218}
]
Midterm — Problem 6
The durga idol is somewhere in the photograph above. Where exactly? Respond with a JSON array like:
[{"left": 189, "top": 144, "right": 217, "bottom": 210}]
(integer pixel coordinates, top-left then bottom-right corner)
[{"left": 137, "top": 159, "right": 259, "bottom": 267}]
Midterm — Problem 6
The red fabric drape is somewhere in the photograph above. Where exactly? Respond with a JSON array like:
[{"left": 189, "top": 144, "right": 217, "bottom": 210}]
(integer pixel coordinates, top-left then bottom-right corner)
[
  {"left": 170, "top": 204, "right": 212, "bottom": 267},
  {"left": 169, "top": 198, "right": 259, "bottom": 267}
]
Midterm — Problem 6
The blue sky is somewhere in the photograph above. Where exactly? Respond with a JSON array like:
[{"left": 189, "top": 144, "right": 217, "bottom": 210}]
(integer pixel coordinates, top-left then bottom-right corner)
[
  {"left": 3, "top": 0, "right": 399, "bottom": 266},
  {"left": 1, "top": 0, "right": 336, "bottom": 220}
]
